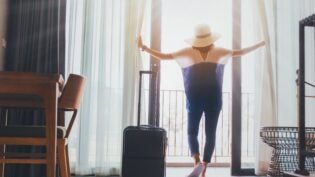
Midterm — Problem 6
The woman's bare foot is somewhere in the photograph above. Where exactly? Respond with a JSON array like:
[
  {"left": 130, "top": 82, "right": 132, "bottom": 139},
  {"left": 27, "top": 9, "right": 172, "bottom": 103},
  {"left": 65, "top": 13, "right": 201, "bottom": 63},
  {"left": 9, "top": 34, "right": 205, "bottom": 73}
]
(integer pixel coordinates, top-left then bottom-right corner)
[
  {"left": 200, "top": 170, "right": 206, "bottom": 177},
  {"left": 192, "top": 154, "right": 201, "bottom": 166},
  {"left": 186, "top": 154, "right": 203, "bottom": 177},
  {"left": 200, "top": 162, "right": 208, "bottom": 177},
  {"left": 187, "top": 163, "right": 203, "bottom": 177}
]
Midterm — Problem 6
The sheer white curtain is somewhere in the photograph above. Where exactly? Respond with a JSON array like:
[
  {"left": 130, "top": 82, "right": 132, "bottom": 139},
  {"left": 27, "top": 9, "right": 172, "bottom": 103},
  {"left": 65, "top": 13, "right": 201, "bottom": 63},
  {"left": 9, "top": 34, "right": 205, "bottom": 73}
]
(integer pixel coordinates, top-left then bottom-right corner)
[
  {"left": 252, "top": 0, "right": 315, "bottom": 175},
  {"left": 65, "top": 0, "right": 148, "bottom": 175},
  {"left": 253, "top": 0, "right": 277, "bottom": 174},
  {"left": 234, "top": 0, "right": 277, "bottom": 173}
]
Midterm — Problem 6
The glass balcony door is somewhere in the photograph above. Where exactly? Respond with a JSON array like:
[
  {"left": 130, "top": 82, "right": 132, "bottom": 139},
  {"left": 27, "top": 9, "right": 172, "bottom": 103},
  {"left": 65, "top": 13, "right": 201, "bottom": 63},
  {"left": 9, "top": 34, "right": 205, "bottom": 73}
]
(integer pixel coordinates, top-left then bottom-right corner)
[{"left": 148, "top": 0, "right": 257, "bottom": 175}]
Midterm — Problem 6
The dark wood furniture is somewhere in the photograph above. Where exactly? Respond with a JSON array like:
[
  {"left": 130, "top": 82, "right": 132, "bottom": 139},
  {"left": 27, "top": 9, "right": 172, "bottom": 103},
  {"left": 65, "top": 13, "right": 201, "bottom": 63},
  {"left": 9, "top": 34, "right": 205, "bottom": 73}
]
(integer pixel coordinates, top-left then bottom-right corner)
[
  {"left": 0, "top": 71, "right": 64, "bottom": 177},
  {"left": 57, "top": 74, "right": 85, "bottom": 177}
]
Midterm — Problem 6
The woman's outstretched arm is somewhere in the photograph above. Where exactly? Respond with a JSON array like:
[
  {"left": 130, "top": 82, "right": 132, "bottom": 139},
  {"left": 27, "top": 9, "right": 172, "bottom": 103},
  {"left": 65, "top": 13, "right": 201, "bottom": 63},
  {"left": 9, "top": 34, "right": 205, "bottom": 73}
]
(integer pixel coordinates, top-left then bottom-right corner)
[
  {"left": 137, "top": 36, "right": 174, "bottom": 60},
  {"left": 231, "top": 41, "right": 265, "bottom": 57}
]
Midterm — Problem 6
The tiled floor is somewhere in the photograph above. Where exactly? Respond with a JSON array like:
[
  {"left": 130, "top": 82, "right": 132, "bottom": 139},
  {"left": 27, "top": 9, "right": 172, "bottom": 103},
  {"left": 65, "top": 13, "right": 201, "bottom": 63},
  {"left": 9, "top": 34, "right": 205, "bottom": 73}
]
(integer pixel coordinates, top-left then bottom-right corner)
[
  {"left": 167, "top": 167, "right": 231, "bottom": 177},
  {"left": 75, "top": 167, "right": 237, "bottom": 177}
]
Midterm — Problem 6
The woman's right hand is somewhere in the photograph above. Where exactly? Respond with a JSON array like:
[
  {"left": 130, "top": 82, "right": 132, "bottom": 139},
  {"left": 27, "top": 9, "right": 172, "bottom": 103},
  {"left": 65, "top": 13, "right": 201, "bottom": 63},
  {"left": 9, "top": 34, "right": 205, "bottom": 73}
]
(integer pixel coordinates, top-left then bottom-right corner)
[
  {"left": 137, "top": 36, "right": 143, "bottom": 49},
  {"left": 258, "top": 40, "right": 266, "bottom": 47}
]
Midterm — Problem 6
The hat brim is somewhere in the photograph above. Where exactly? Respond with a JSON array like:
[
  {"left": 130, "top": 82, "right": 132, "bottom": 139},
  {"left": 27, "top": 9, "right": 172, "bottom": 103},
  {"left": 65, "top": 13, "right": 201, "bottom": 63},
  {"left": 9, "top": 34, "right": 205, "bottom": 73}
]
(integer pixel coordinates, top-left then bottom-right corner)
[{"left": 184, "top": 33, "right": 221, "bottom": 47}]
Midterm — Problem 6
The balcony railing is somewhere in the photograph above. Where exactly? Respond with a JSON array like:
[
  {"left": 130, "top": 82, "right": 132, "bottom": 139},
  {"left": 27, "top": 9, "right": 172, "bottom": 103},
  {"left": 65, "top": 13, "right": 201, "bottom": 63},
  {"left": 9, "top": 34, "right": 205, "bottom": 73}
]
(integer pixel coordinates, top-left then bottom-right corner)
[{"left": 152, "top": 90, "right": 255, "bottom": 164}]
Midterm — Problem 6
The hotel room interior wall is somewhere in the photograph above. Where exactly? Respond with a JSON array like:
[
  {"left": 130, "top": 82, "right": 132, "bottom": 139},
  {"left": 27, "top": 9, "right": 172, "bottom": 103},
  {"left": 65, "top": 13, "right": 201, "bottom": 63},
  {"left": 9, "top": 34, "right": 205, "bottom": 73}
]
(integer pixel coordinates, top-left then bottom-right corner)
[
  {"left": 0, "top": 0, "right": 8, "bottom": 70},
  {"left": 276, "top": 0, "right": 299, "bottom": 126},
  {"left": 301, "top": 0, "right": 315, "bottom": 127},
  {"left": 276, "top": 0, "right": 315, "bottom": 126}
]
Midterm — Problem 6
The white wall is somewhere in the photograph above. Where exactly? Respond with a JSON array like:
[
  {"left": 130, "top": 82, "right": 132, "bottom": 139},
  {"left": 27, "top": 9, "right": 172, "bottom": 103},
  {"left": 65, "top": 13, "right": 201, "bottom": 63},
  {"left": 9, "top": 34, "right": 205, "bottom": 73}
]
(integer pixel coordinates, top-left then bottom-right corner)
[
  {"left": 301, "top": 1, "right": 315, "bottom": 127},
  {"left": 276, "top": 0, "right": 315, "bottom": 126},
  {"left": 0, "top": 0, "right": 8, "bottom": 70},
  {"left": 276, "top": 0, "right": 300, "bottom": 126}
]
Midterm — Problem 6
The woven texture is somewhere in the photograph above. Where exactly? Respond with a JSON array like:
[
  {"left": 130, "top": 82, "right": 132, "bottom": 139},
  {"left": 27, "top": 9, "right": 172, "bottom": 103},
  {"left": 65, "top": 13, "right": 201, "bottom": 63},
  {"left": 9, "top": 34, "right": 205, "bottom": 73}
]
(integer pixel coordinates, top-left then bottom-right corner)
[{"left": 260, "top": 127, "right": 315, "bottom": 177}]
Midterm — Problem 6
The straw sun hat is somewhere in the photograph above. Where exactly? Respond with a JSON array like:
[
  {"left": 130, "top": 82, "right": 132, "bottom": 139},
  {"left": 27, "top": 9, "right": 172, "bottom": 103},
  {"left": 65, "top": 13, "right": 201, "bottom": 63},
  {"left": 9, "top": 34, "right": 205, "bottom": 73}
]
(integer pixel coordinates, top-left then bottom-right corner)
[{"left": 185, "top": 24, "right": 221, "bottom": 47}]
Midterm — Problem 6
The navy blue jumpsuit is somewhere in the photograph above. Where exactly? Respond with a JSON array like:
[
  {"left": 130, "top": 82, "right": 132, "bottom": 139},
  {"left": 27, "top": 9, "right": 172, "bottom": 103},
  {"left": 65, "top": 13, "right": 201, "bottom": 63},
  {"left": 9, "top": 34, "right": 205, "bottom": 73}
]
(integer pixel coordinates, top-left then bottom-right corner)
[
  {"left": 182, "top": 62, "right": 224, "bottom": 162},
  {"left": 173, "top": 47, "right": 226, "bottom": 162}
]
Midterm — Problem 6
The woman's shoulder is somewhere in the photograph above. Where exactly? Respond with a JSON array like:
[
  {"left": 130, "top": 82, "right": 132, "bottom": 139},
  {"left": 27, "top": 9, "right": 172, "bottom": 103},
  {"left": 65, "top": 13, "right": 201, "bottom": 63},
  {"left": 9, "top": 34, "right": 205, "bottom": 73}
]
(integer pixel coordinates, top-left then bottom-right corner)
[
  {"left": 208, "top": 46, "right": 233, "bottom": 64},
  {"left": 210, "top": 46, "right": 233, "bottom": 58},
  {"left": 212, "top": 46, "right": 231, "bottom": 53}
]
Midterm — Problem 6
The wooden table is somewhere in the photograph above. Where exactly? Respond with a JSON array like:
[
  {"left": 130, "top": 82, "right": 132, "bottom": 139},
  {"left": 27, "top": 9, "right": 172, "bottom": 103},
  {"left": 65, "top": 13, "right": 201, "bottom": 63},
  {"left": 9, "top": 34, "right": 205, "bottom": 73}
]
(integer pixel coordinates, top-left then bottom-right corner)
[{"left": 0, "top": 71, "right": 64, "bottom": 177}]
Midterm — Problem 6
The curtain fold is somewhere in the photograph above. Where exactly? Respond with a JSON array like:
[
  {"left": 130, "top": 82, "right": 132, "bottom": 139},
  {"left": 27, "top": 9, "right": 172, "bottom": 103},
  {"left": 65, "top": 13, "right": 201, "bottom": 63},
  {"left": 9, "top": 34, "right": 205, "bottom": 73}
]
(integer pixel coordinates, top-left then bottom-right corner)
[
  {"left": 66, "top": 0, "right": 148, "bottom": 175},
  {"left": 0, "top": 0, "right": 7, "bottom": 70},
  {"left": 122, "top": 0, "right": 146, "bottom": 129},
  {"left": 5, "top": 0, "right": 65, "bottom": 74},
  {"left": 253, "top": 0, "right": 278, "bottom": 175}
]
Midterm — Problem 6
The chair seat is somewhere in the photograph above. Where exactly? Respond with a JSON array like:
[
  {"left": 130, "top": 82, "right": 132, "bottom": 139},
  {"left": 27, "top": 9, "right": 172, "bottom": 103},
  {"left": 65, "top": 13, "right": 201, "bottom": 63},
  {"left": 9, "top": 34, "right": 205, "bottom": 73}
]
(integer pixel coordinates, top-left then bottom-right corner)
[{"left": 0, "top": 126, "right": 66, "bottom": 138}]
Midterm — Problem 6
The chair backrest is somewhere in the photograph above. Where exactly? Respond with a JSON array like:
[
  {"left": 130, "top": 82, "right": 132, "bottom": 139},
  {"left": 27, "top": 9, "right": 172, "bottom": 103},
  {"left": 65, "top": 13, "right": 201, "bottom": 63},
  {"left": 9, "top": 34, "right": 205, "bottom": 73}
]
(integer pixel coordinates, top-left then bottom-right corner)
[{"left": 58, "top": 74, "right": 85, "bottom": 110}]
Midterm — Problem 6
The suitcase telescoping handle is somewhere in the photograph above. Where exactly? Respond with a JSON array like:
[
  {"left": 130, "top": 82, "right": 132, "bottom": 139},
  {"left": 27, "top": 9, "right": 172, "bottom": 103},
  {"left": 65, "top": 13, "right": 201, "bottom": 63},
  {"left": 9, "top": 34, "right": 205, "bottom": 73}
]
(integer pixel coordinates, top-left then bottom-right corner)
[{"left": 137, "top": 70, "right": 157, "bottom": 127}]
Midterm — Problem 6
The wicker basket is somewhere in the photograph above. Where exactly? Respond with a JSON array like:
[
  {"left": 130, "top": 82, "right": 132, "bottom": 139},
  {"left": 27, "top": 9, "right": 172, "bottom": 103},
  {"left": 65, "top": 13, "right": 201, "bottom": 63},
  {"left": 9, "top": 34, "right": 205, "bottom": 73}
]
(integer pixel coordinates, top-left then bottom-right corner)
[{"left": 260, "top": 127, "right": 315, "bottom": 177}]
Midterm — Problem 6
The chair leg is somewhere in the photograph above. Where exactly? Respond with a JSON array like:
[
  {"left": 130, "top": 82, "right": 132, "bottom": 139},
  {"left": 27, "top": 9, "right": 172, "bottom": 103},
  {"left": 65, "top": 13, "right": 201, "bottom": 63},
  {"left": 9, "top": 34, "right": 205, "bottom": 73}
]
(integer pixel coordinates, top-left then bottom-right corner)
[
  {"left": 58, "top": 140, "right": 68, "bottom": 177},
  {"left": 65, "top": 145, "right": 71, "bottom": 177},
  {"left": 0, "top": 164, "right": 3, "bottom": 177},
  {"left": 0, "top": 144, "right": 5, "bottom": 177}
]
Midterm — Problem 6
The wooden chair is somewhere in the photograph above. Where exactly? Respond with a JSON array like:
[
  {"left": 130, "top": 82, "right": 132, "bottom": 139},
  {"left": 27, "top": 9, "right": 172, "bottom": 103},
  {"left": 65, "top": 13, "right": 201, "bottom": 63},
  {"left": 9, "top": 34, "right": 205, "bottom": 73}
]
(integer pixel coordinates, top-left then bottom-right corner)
[
  {"left": 57, "top": 74, "right": 85, "bottom": 177},
  {"left": 0, "top": 74, "right": 85, "bottom": 177}
]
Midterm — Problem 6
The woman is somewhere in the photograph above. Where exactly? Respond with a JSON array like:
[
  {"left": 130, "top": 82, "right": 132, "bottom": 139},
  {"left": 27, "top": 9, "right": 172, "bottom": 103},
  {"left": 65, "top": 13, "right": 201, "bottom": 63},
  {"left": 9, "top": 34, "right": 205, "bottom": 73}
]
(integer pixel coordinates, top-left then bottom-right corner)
[{"left": 138, "top": 24, "right": 265, "bottom": 177}]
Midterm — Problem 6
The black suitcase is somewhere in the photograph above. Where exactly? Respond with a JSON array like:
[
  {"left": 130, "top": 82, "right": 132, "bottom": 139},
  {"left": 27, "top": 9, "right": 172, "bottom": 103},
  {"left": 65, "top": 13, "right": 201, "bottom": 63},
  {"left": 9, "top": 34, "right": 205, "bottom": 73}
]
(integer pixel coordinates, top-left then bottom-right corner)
[{"left": 122, "top": 71, "right": 167, "bottom": 177}]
